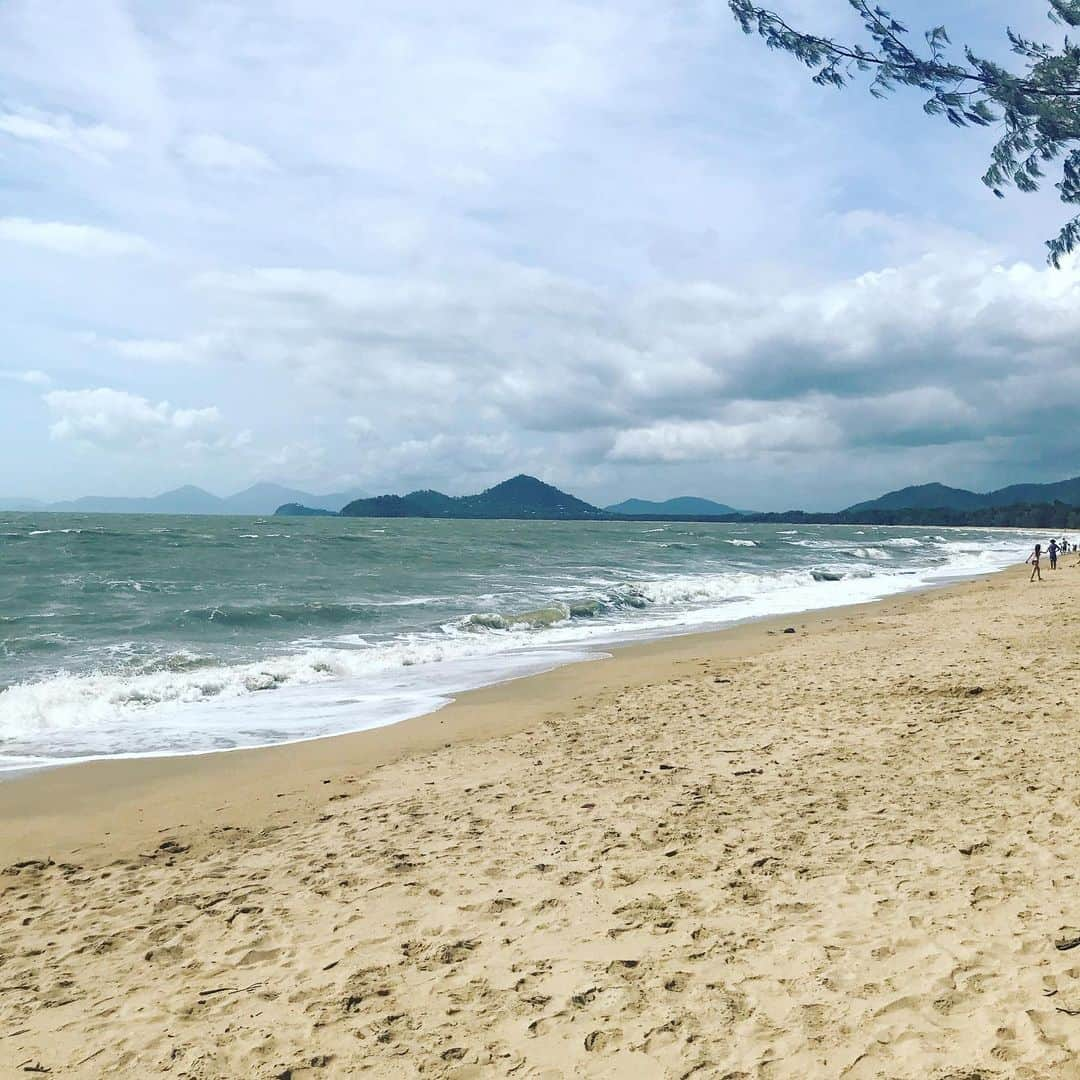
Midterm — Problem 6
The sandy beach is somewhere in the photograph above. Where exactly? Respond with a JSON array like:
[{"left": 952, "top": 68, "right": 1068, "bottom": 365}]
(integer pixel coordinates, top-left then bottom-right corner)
[{"left": 2, "top": 565, "right": 1079, "bottom": 1078}]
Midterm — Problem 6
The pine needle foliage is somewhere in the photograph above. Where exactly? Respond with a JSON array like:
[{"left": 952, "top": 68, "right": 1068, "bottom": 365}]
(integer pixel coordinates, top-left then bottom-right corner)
[{"left": 730, "top": 0, "right": 1080, "bottom": 265}]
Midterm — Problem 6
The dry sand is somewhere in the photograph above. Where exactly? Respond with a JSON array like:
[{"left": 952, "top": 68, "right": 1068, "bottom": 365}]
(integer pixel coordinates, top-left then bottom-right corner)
[{"left": 2, "top": 567, "right": 1080, "bottom": 1079}]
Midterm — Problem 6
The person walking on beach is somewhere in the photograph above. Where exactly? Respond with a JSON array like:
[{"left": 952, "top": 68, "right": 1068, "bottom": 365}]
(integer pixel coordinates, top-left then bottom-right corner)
[
  {"left": 1048, "top": 538, "right": 1059, "bottom": 570},
  {"left": 1029, "top": 543, "right": 1043, "bottom": 582}
]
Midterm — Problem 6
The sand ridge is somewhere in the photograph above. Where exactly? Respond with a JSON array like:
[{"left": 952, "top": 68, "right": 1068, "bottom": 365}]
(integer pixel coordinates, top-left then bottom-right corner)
[{"left": 2, "top": 568, "right": 1080, "bottom": 1077}]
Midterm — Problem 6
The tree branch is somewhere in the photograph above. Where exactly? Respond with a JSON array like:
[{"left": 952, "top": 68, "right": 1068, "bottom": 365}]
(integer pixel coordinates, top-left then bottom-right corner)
[{"left": 729, "top": 0, "right": 1080, "bottom": 263}]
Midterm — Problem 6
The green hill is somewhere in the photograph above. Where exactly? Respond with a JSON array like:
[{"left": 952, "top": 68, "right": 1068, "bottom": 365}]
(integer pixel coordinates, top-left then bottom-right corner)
[
  {"left": 986, "top": 476, "right": 1080, "bottom": 507},
  {"left": 846, "top": 475, "right": 1080, "bottom": 513},
  {"left": 333, "top": 475, "right": 610, "bottom": 520},
  {"left": 845, "top": 483, "right": 987, "bottom": 513}
]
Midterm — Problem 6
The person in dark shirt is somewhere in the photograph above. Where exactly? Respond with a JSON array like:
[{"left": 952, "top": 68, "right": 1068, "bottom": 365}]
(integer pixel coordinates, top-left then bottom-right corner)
[{"left": 1048, "top": 538, "right": 1059, "bottom": 570}]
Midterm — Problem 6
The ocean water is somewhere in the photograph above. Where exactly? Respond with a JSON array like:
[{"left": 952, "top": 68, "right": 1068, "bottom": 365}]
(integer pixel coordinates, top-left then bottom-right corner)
[{"left": 0, "top": 514, "right": 1031, "bottom": 772}]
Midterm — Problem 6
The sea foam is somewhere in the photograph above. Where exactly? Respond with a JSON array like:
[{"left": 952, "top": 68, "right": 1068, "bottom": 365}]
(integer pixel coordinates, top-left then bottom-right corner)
[{"left": 0, "top": 521, "right": 1032, "bottom": 771}]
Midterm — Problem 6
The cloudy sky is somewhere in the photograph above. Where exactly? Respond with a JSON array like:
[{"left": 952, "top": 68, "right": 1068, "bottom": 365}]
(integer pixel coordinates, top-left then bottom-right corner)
[{"left": 2, "top": 0, "right": 1078, "bottom": 510}]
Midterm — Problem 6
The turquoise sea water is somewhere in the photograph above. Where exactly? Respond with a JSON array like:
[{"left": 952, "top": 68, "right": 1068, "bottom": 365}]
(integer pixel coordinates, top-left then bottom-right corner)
[{"left": 0, "top": 513, "right": 1031, "bottom": 771}]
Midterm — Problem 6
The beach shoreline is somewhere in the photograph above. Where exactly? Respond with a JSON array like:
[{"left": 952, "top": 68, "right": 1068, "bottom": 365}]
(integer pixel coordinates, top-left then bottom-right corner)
[
  {"left": 0, "top": 548, "right": 1008, "bottom": 780},
  {"left": 0, "top": 570, "right": 1006, "bottom": 865},
  {"left": 0, "top": 515, "right": 1031, "bottom": 776},
  {"left": 4, "top": 560, "right": 1080, "bottom": 1078}
]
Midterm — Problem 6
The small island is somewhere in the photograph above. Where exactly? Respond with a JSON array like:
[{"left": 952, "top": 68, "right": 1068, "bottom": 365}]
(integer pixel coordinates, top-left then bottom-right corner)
[{"left": 274, "top": 502, "right": 337, "bottom": 517}]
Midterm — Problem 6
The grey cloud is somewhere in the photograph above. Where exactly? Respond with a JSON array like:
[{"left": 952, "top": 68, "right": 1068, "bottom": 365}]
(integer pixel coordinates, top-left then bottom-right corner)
[
  {"left": 169, "top": 238, "right": 1080, "bottom": 486},
  {"left": 2, "top": 0, "right": 1075, "bottom": 506}
]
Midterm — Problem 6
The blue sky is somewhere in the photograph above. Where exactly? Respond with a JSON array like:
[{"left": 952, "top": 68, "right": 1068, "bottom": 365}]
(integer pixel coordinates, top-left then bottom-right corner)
[{"left": 2, "top": 0, "right": 1078, "bottom": 510}]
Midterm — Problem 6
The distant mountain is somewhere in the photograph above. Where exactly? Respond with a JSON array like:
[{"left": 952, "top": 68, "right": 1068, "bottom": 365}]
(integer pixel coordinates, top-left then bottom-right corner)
[
  {"left": 218, "top": 483, "right": 366, "bottom": 515},
  {"left": 1, "top": 483, "right": 367, "bottom": 516},
  {"left": 0, "top": 497, "right": 46, "bottom": 511},
  {"left": 455, "top": 475, "right": 605, "bottom": 519},
  {"left": 606, "top": 496, "right": 743, "bottom": 516},
  {"left": 846, "top": 475, "right": 1080, "bottom": 513},
  {"left": 49, "top": 485, "right": 225, "bottom": 515},
  {"left": 289, "top": 475, "right": 611, "bottom": 520}
]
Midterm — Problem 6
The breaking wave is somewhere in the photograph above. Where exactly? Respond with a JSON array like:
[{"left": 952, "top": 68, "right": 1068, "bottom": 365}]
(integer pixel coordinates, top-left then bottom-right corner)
[{"left": 0, "top": 520, "right": 1034, "bottom": 770}]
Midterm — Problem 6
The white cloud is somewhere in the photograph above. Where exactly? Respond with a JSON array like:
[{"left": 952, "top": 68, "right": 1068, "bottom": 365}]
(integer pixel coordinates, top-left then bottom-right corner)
[
  {"left": 0, "top": 105, "right": 128, "bottom": 158},
  {"left": 77, "top": 332, "right": 218, "bottom": 364},
  {"left": 355, "top": 432, "right": 517, "bottom": 487},
  {"left": 108, "top": 339, "right": 196, "bottom": 363},
  {"left": 347, "top": 416, "right": 374, "bottom": 438},
  {"left": 44, "top": 388, "right": 230, "bottom": 452},
  {"left": 261, "top": 439, "right": 328, "bottom": 480},
  {"left": 177, "top": 133, "right": 274, "bottom": 172},
  {"left": 0, "top": 218, "right": 150, "bottom": 256},
  {"left": 0, "top": 0, "right": 1075, "bottom": 504},
  {"left": 0, "top": 369, "right": 53, "bottom": 387}
]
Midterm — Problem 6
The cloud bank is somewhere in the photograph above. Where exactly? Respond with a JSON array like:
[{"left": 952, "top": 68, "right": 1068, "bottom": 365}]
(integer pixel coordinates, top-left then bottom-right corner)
[
  {"left": 45, "top": 388, "right": 246, "bottom": 455},
  {"left": 0, "top": 0, "right": 1075, "bottom": 507}
]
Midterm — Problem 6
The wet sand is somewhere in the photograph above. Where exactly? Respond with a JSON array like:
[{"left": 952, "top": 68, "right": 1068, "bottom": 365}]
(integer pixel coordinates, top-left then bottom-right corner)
[{"left": 2, "top": 566, "right": 1079, "bottom": 1078}]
